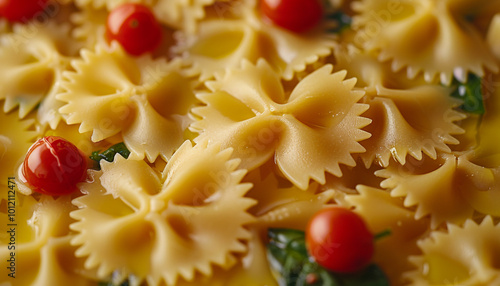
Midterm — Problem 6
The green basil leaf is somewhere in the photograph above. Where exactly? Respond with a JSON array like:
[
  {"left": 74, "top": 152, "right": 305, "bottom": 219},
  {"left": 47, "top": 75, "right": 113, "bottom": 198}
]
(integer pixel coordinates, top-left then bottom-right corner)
[
  {"left": 450, "top": 73, "right": 485, "bottom": 114},
  {"left": 327, "top": 11, "right": 351, "bottom": 33},
  {"left": 267, "top": 228, "right": 390, "bottom": 286},
  {"left": 90, "top": 142, "right": 131, "bottom": 170},
  {"left": 336, "top": 264, "right": 390, "bottom": 286}
]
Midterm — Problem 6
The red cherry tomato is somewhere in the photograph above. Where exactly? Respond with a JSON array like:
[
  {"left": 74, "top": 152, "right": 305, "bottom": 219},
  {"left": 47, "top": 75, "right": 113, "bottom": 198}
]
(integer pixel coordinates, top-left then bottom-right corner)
[
  {"left": 0, "top": 0, "right": 48, "bottom": 22},
  {"left": 305, "top": 207, "right": 374, "bottom": 273},
  {"left": 22, "top": 136, "right": 87, "bottom": 196},
  {"left": 106, "top": 3, "right": 162, "bottom": 56},
  {"left": 260, "top": 0, "right": 323, "bottom": 33}
]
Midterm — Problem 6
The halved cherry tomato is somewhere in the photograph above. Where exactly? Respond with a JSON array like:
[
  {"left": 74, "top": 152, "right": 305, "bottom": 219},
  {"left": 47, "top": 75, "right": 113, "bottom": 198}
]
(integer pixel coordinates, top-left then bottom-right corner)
[
  {"left": 106, "top": 3, "right": 162, "bottom": 56},
  {"left": 22, "top": 136, "right": 87, "bottom": 196},
  {"left": 305, "top": 207, "right": 374, "bottom": 273},
  {"left": 0, "top": 0, "right": 48, "bottom": 22},
  {"left": 260, "top": 0, "right": 323, "bottom": 33}
]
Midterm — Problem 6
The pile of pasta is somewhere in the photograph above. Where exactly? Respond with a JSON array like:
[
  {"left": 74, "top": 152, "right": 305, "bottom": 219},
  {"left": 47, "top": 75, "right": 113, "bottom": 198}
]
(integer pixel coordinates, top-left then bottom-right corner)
[{"left": 2, "top": 0, "right": 500, "bottom": 285}]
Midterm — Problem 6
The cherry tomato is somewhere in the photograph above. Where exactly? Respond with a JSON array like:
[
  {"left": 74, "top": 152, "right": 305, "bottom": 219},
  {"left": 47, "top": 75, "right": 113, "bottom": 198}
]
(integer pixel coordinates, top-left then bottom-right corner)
[
  {"left": 22, "top": 136, "right": 87, "bottom": 196},
  {"left": 260, "top": 0, "right": 323, "bottom": 33},
  {"left": 106, "top": 3, "right": 162, "bottom": 56},
  {"left": 0, "top": 0, "right": 48, "bottom": 22},
  {"left": 305, "top": 207, "right": 374, "bottom": 273}
]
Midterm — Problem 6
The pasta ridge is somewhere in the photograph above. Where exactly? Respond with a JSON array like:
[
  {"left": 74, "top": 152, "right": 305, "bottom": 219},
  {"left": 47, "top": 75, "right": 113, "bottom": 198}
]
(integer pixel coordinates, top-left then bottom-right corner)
[
  {"left": 191, "top": 59, "right": 371, "bottom": 190},
  {"left": 173, "top": 14, "right": 335, "bottom": 81},
  {"left": 405, "top": 216, "right": 500, "bottom": 285},
  {"left": 0, "top": 196, "right": 89, "bottom": 285},
  {"left": 377, "top": 153, "right": 474, "bottom": 229},
  {"left": 352, "top": 0, "right": 500, "bottom": 84},
  {"left": 57, "top": 44, "right": 196, "bottom": 162},
  {"left": 70, "top": 141, "right": 257, "bottom": 285},
  {"left": 359, "top": 85, "right": 466, "bottom": 167},
  {"left": 0, "top": 21, "right": 75, "bottom": 122}
]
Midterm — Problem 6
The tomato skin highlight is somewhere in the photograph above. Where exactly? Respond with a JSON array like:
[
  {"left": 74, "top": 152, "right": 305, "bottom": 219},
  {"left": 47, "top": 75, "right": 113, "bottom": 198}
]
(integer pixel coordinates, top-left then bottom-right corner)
[
  {"left": 260, "top": 0, "right": 323, "bottom": 33},
  {"left": 0, "top": 0, "right": 48, "bottom": 22},
  {"left": 22, "top": 136, "right": 87, "bottom": 196},
  {"left": 106, "top": 3, "right": 162, "bottom": 56},
  {"left": 305, "top": 207, "right": 374, "bottom": 273}
]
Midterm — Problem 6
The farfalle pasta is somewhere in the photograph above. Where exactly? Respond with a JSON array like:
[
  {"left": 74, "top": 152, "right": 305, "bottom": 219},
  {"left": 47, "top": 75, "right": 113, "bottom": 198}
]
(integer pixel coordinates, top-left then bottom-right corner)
[
  {"left": 360, "top": 85, "right": 466, "bottom": 167},
  {"left": 191, "top": 59, "right": 370, "bottom": 189},
  {"left": 57, "top": 44, "right": 196, "bottom": 162},
  {"left": 406, "top": 216, "right": 500, "bottom": 285},
  {"left": 174, "top": 14, "right": 335, "bottom": 80},
  {"left": 1, "top": 0, "right": 500, "bottom": 285},
  {"left": 377, "top": 153, "right": 474, "bottom": 229},
  {"left": 332, "top": 45, "right": 466, "bottom": 167},
  {"left": 0, "top": 20, "right": 75, "bottom": 124},
  {"left": 0, "top": 196, "right": 91, "bottom": 286},
  {"left": 70, "top": 141, "right": 256, "bottom": 285},
  {"left": 352, "top": 0, "right": 500, "bottom": 84}
]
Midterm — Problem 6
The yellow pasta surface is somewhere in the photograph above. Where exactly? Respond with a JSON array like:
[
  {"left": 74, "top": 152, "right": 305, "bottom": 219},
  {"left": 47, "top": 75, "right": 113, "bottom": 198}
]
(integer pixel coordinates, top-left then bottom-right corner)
[{"left": 1, "top": 0, "right": 500, "bottom": 285}]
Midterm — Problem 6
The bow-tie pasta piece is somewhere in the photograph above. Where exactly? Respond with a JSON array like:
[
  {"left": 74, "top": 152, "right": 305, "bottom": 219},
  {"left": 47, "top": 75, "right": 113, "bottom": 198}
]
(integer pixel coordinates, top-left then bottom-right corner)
[
  {"left": 70, "top": 140, "right": 256, "bottom": 285},
  {"left": 0, "top": 21, "right": 76, "bottom": 125},
  {"left": 352, "top": 0, "right": 499, "bottom": 84},
  {"left": 405, "top": 216, "right": 500, "bottom": 285},
  {"left": 58, "top": 44, "right": 197, "bottom": 162},
  {"left": 191, "top": 59, "right": 371, "bottom": 190},
  {"left": 332, "top": 47, "right": 466, "bottom": 167},
  {"left": 174, "top": 16, "right": 334, "bottom": 81},
  {"left": 0, "top": 195, "right": 92, "bottom": 285},
  {"left": 377, "top": 153, "right": 474, "bottom": 229},
  {"left": 360, "top": 85, "right": 466, "bottom": 167}
]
